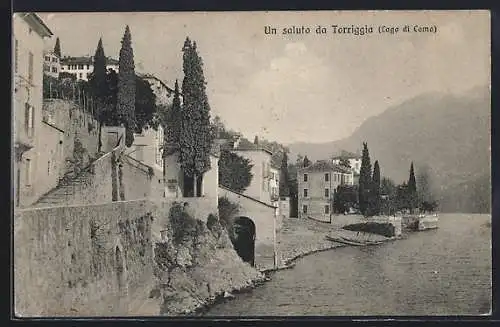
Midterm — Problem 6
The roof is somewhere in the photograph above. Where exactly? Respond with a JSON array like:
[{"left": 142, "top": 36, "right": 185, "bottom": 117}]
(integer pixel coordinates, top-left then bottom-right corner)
[
  {"left": 298, "top": 160, "right": 351, "bottom": 174},
  {"left": 60, "top": 56, "right": 118, "bottom": 66},
  {"left": 19, "top": 13, "right": 53, "bottom": 38},
  {"left": 139, "top": 74, "right": 179, "bottom": 94}
]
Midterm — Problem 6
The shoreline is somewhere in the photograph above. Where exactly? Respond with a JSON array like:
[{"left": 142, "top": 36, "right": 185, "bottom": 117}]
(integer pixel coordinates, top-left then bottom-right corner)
[{"left": 189, "top": 231, "right": 399, "bottom": 316}]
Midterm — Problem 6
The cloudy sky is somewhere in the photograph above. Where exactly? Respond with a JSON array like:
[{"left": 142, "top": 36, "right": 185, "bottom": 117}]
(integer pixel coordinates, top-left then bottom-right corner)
[{"left": 37, "top": 11, "right": 490, "bottom": 144}]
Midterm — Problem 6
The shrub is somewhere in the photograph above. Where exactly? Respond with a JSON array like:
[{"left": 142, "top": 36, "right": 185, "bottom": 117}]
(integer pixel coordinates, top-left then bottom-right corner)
[
  {"left": 168, "top": 202, "right": 198, "bottom": 245},
  {"left": 206, "top": 213, "right": 219, "bottom": 231},
  {"left": 218, "top": 197, "right": 239, "bottom": 232}
]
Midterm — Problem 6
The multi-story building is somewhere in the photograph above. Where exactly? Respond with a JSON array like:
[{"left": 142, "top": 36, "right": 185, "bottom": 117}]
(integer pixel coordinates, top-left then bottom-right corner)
[
  {"left": 13, "top": 13, "right": 53, "bottom": 207},
  {"left": 60, "top": 56, "right": 119, "bottom": 81},
  {"left": 226, "top": 136, "right": 275, "bottom": 205},
  {"left": 332, "top": 151, "right": 361, "bottom": 185},
  {"left": 43, "top": 50, "right": 60, "bottom": 78},
  {"left": 297, "top": 160, "right": 353, "bottom": 221}
]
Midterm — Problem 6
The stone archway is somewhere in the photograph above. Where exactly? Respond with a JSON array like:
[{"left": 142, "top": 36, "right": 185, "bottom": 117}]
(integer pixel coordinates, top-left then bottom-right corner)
[{"left": 232, "top": 216, "right": 256, "bottom": 266}]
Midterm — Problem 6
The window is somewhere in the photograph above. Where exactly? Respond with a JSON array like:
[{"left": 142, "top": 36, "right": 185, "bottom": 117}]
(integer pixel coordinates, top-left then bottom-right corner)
[
  {"left": 325, "top": 173, "right": 329, "bottom": 182},
  {"left": 52, "top": 57, "right": 58, "bottom": 63},
  {"left": 325, "top": 188, "right": 329, "bottom": 198},
  {"left": 303, "top": 188, "right": 308, "bottom": 197},
  {"left": 86, "top": 64, "right": 90, "bottom": 69},
  {"left": 15, "top": 39, "right": 18, "bottom": 73},
  {"left": 28, "top": 52, "right": 34, "bottom": 83},
  {"left": 25, "top": 159, "right": 31, "bottom": 185},
  {"left": 48, "top": 161, "right": 51, "bottom": 175},
  {"left": 325, "top": 205, "right": 330, "bottom": 214},
  {"left": 78, "top": 64, "right": 84, "bottom": 69},
  {"left": 79, "top": 73, "right": 83, "bottom": 79},
  {"left": 303, "top": 205, "right": 308, "bottom": 214},
  {"left": 24, "top": 103, "right": 34, "bottom": 136},
  {"left": 303, "top": 173, "right": 308, "bottom": 182},
  {"left": 45, "top": 56, "right": 50, "bottom": 62},
  {"left": 52, "top": 67, "right": 58, "bottom": 73},
  {"left": 44, "top": 65, "right": 50, "bottom": 72}
]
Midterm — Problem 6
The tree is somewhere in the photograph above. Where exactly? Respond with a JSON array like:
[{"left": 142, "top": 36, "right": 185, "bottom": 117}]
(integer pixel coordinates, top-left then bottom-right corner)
[
  {"left": 333, "top": 185, "right": 358, "bottom": 214},
  {"left": 380, "top": 177, "right": 397, "bottom": 215},
  {"left": 407, "top": 162, "right": 418, "bottom": 213},
  {"left": 358, "top": 142, "right": 373, "bottom": 216},
  {"left": 218, "top": 149, "right": 253, "bottom": 192},
  {"left": 416, "top": 164, "right": 434, "bottom": 204},
  {"left": 179, "top": 37, "right": 214, "bottom": 197},
  {"left": 395, "top": 182, "right": 410, "bottom": 212},
  {"left": 89, "top": 38, "right": 108, "bottom": 121},
  {"left": 339, "top": 157, "right": 351, "bottom": 168},
  {"left": 372, "top": 160, "right": 381, "bottom": 215},
  {"left": 303, "top": 155, "right": 311, "bottom": 168},
  {"left": 117, "top": 25, "right": 136, "bottom": 147},
  {"left": 279, "top": 151, "right": 290, "bottom": 196},
  {"left": 134, "top": 75, "right": 157, "bottom": 133},
  {"left": 296, "top": 154, "right": 304, "bottom": 168},
  {"left": 53, "top": 37, "right": 61, "bottom": 57},
  {"left": 253, "top": 135, "right": 259, "bottom": 145},
  {"left": 165, "top": 79, "right": 182, "bottom": 146}
]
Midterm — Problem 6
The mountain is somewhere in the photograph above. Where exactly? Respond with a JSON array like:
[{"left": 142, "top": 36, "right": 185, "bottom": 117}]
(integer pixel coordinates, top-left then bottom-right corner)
[{"left": 288, "top": 85, "right": 491, "bottom": 212}]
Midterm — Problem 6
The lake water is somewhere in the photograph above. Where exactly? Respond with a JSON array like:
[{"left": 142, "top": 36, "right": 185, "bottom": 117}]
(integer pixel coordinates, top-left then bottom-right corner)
[{"left": 204, "top": 214, "right": 491, "bottom": 316}]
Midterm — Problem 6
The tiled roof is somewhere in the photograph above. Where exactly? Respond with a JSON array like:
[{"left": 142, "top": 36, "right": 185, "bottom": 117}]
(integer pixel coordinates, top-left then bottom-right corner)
[
  {"left": 61, "top": 56, "right": 118, "bottom": 66},
  {"left": 298, "top": 160, "right": 351, "bottom": 174}
]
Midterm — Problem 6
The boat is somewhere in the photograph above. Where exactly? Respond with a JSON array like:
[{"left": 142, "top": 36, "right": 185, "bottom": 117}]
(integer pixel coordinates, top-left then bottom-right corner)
[
  {"left": 418, "top": 214, "right": 439, "bottom": 231},
  {"left": 325, "top": 235, "right": 383, "bottom": 246}
]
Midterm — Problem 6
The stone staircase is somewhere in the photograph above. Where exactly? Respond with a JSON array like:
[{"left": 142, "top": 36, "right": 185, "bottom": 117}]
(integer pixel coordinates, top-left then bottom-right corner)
[{"left": 31, "top": 151, "right": 108, "bottom": 208}]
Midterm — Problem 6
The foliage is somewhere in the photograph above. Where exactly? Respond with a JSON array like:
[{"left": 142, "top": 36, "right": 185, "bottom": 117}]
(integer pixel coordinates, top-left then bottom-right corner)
[
  {"left": 419, "top": 200, "right": 439, "bottom": 213},
  {"left": 333, "top": 185, "right": 358, "bottom": 213},
  {"left": 117, "top": 25, "right": 136, "bottom": 147},
  {"left": 134, "top": 75, "right": 158, "bottom": 133},
  {"left": 343, "top": 222, "right": 395, "bottom": 238},
  {"left": 407, "top": 162, "right": 418, "bottom": 212},
  {"left": 380, "top": 177, "right": 397, "bottom": 215},
  {"left": 371, "top": 160, "right": 381, "bottom": 215},
  {"left": 339, "top": 157, "right": 351, "bottom": 168},
  {"left": 288, "top": 177, "right": 299, "bottom": 217},
  {"left": 218, "top": 149, "right": 254, "bottom": 192},
  {"left": 164, "top": 79, "right": 182, "bottom": 145},
  {"left": 416, "top": 164, "right": 435, "bottom": 204},
  {"left": 358, "top": 142, "right": 373, "bottom": 216},
  {"left": 168, "top": 202, "right": 198, "bottom": 245},
  {"left": 65, "top": 137, "right": 88, "bottom": 177},
  {"left": 218, "top": 197, "right": 239, "bottom": 235},
  {"left": 179, "top": 37, "right": 214, "bottom": 187},
  {"left": 395, "top": 182, "right": 410, "bottom": 212},
  {"left": 303, "top": 155, "right": 311, "bottom": 168},
  {"left": 53, "top": 37, "right": 62, "bottom": 57},
  {"left": 253, "top": 135, "right": 259, "bottom": 144},
  {"left": 279, "top": 151, "right": 290, "bottom": 196}
]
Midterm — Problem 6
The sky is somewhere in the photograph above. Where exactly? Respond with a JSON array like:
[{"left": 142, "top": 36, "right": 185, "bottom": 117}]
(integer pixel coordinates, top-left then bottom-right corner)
[{"left": 36, "top": 11, "right": 490, "bottom": 144}]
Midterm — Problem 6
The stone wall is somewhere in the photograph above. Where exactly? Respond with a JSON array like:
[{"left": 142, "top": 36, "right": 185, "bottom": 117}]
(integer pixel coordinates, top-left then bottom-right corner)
[
  {"left": 120, "top": 156, "right": 152, "bottom": 201},
  {"left": 14, "top": 200, "right": 154, "bottom": 317}
]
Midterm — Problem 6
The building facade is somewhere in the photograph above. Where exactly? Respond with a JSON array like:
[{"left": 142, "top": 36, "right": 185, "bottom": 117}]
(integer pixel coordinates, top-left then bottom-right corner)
[
  {"left": 297, "top": 160, "right": 353, "bottom": 221},
  {"left": 43, "top": 50, "right": 60, "bottom": 78},
  {"left": 13, "top": 13, "right": 53, "bottom": 208},
  {"left": 60, "top": 56, "right": 119, "bottom": 81}
]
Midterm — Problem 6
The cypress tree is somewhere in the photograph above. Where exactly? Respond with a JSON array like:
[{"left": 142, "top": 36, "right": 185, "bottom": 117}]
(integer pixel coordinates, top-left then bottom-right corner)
[
  {"left": 303, "top": 155, "right": 311, "bottom": 168},
  {"left": 179, "top": 37, "right": 214, "bottom": 197},
  {"left": 372, "top": 160, "right": 381, "bottom": 215},
  {"left": 254, "top": 135, "right": 259, "bottom": 145},
  {"left": 166, "top": 79, "right": 182, "bottom": 146},
  {"left": 53, "top": 37, "right": 62, "bottom": 57},
  {"left": 279, "top": 151, "right": 290, "bottom": 196},
  {"left": 358, "top": 142, "right": 372, "bottom": 216},
  {"left": 117, "top": 25, "right": 136, "bottom": 147},
  {"left": 408, "top": 162, "right": 417, "bottom": 213}
]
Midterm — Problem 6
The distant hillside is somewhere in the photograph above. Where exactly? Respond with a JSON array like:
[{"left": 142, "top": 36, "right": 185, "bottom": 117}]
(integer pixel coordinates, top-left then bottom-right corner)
[{"left": 288, "top": 85, "right": 491, "bottom": 213}]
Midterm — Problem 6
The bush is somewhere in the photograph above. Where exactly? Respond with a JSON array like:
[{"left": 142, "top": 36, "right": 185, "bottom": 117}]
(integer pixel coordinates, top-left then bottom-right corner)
[
  {"left": 343, "top": 222, "right": 395, "bottom": 238},
  {"left": 218, "top": 197, "right": 239, "bottom": 232},
  {"left": 168, "top": 202, "right": 198, "bottom": 245}
]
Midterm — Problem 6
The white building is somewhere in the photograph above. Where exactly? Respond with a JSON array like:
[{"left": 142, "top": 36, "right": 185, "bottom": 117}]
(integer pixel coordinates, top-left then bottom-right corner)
[
  {"left": 60, "top": 56, "right": 119, "bottom": 81},
  {"left": 13, "top": 13, "right": 53, "bottom": 208},
  {"left": 43, "top": 50, "right": 60, "bottom": 78},
  {"left": 332, "top": 152, "right": 362, "bottom": 176}
]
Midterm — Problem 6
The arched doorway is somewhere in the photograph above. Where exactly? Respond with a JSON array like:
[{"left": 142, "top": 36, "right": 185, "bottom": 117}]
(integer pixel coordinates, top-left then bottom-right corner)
[
  {"left": 232, "top": 216, "right": 256, "bottom": 266},
  {"left": 115, "top": 246, "right": 124, "bottom": 290}
]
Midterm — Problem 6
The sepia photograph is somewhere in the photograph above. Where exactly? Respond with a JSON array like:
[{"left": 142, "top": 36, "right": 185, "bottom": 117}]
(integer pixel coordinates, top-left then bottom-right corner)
[{"left": 12, "top": 10, "right": 491, "bottom": 317}]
